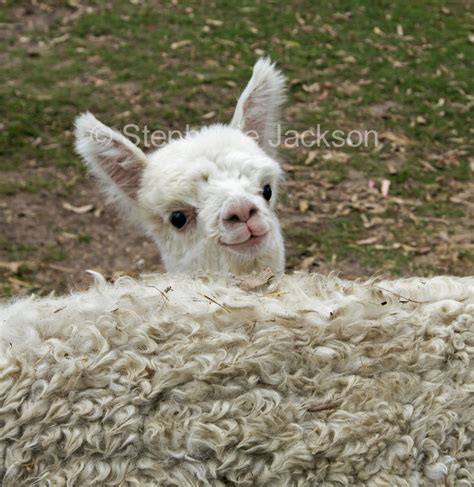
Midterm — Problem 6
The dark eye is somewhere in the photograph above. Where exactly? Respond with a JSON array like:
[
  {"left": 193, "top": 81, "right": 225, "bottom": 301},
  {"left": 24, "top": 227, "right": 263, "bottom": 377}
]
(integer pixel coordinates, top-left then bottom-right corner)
[
  {"left": 262, "top": 184, "right": 272, "bottom": 201},
  {"left": 170, "top": 211, "right": 187, "bottom": 229}
]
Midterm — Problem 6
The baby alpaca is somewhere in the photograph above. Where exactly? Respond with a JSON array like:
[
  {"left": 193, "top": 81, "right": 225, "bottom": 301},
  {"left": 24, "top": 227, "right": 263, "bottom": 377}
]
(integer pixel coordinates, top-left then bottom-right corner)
[{"left": 74, "top": 59, "right": 286, "bottom": 274}]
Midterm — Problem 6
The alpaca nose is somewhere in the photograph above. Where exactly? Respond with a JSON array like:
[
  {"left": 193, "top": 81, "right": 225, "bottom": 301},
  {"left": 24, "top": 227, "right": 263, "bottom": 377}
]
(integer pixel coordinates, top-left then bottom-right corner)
[{"left": 223, "top": 201, "right": 258, "bottom": 224}]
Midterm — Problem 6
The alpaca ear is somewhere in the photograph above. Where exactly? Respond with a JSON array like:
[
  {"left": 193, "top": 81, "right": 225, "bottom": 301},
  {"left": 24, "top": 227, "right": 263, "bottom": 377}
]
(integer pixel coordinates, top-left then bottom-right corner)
[
  {"left": 74, "top": 112, "right": 147, "bottom": 200},
  {"left": 230, "top": 58, "right": 286, "bottom": 155}
]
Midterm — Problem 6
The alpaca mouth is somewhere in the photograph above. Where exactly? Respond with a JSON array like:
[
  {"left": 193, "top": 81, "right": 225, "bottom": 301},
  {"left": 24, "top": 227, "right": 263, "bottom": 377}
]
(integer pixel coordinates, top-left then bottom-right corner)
[{"left": 222, "top": 233, "right": 268, "bottom": 252}]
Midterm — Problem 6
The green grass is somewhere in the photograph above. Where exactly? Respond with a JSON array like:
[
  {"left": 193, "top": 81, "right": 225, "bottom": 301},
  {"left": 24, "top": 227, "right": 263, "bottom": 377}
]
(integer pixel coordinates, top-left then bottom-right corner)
[
  {"left": 78, "top": 233, "right": 92, "bottom": 243},
  {"left": 43, "top": 244, "right": 66, "bottom": 262},
  {"left": 0, "top": 175, "right": 60, "bottom": 195},
  {"left": 0, "top": 240, "right": 36, "bottom": 260}
]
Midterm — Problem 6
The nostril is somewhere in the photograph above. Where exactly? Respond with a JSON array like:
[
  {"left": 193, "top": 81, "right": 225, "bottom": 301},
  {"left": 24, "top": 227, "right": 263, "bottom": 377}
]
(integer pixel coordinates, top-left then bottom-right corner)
[
  {"left": 226, "top": 214, "right": 241, "bottom": 223},
  {"left": 223, "top": 203, "right": 258, "bottom": 223}
]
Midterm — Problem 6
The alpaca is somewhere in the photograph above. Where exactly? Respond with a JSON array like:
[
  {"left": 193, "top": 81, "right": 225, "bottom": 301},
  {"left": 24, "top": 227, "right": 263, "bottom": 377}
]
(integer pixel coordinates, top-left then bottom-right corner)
[
  {"left": 74, "top": 59, "right": 286, "bottom": 275},
  {"left": 1, "top": 272, "right": 473, "bottom": 485}
]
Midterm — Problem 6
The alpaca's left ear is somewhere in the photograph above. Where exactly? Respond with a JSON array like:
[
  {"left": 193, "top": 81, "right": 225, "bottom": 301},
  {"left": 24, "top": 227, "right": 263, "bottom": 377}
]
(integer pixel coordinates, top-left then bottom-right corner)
[{"left": 230, "top": 58, "right": 286, "bottom": 155}]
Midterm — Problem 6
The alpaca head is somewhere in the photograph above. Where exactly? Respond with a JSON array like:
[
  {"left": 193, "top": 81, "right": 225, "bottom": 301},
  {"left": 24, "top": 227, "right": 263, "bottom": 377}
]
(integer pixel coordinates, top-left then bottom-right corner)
[{"left": 74, "top": 58, "right": 286, "bottom": 274}]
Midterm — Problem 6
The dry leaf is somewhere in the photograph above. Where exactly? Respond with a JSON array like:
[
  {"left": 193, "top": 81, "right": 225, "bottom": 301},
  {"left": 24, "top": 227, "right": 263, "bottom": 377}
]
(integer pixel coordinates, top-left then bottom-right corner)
[
  {"left": 388, "top": 57, "right": 405, "bottom": 69},
  {"left": 343, "top": 55, "right": 356, "bottom": 64},
  {"left": 237, "top": 267, "right": 274, "bottom": 291},
  {"left": 0, "top": 261, "right": 23, "bottom": 274},
  {"left": 381, "top": 131, "right": 411, "bottom": 145},
  {"left": 201, "top": 111, "right": 216, "bottom": 120},
  {"left": 299, "top": 200, "right": 309, "bottom": 213},
  {"left": 322, "top": 151, "right": 350, "bottom": 163},
  {"left": 61, "top": 232, "right": 78, "bottom": 240},
  {"left": 362, "top": 216, "right": 384, "bottom": 229},
  {"left": 333, "top": 11, "right": 352, "bottom": 21},
  {"left": 450, "top": 197, "right": 474, "bottom": 209},
  {"left": 420, "top": 160, "right": 437, "bottom": 172},
  {"left": 356, "top": 236, "right": 379, "bottom": 245},
  {"left": 304, "top": 151, "right": 317, "bottom": 165},
  {"left": 282, "top": 163, "right": 310, "bottom": 172},
  {"left": 205, "top": 19, "right": 223, "bottom": 27},
  {"left": 387, "top": 162, "right": 397, "bottom": 173},
  {"left": 337, "top": 80, "right": 360, "bottom": 95},
  {"left": 381, "top": 179, "right": 391, "bottom": 197},
  {"left": 49, "top": 264, "right": 75, "bottom": 273},
  {"left": 295, "top": 12, "right": 305, "bottom": 26},
  {"left": 299, "top": 255, "right": 317, "bottom": 270},
  {"left": 8, "top": 277, "right": 32, "bottom": 288},
  {"left": 63, "top": 203, "right": 94, "bottom": 214},
  {"left": 171, "top": 40, "right": 191, "bottom": 50},
  {"left": 319, "top": 24, "right": 337, "bottom": 37},
  {"left": 50, "top": 34, "right": 70, "bottom": 46},
  {"left": 367, "top": 101, "right": 396, "bottom": 118},
  {"left": 302, "top": 82, "right": 321, "bottom": 93}
]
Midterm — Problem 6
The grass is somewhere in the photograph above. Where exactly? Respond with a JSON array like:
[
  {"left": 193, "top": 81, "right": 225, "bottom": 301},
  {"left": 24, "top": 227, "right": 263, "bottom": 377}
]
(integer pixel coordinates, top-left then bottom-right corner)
[
  {"left": 0, "top": 175, "right": 60, "bottom": 195},
  {"left": 0, "top": 0, "right": 472, "bottom": 295},
  {"left": 78, "top": 233, "right": 92, "bottom": 243}
]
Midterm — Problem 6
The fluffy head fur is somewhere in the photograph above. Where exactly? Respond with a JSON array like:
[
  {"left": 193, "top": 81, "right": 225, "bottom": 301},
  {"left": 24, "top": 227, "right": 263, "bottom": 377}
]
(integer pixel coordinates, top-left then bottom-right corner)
[
  {"left": 1, "top": 273, "right": 473, "bottom": 485},
  {"left": 74, "top": 58, "right": 286, "bottom": 274}
]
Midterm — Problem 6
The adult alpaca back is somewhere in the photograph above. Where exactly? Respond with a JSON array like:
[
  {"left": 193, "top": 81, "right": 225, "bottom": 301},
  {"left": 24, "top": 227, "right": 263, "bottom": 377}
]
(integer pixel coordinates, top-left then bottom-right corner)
[
  {"left": 74, "top": 59, "right": 286, "bottom": 274},
  {"left": 1, "top": 273, "right": 473, "bottom": 485}
]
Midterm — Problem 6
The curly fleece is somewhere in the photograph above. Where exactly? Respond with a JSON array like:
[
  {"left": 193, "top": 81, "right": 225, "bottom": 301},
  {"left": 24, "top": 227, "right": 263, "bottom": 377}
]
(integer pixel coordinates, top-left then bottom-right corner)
[{"left": 0, "top": 273, "right": 473, "bottom": 486}]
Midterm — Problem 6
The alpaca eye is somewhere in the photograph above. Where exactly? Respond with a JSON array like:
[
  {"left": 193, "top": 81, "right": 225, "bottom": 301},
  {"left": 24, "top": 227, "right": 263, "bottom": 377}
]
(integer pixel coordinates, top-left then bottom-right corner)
[
  {"left": 262, "top": 184, "right": 272, "bottom": 201},
  {"left": 170, "top": 211, "right": 187, "bottom": 229}
]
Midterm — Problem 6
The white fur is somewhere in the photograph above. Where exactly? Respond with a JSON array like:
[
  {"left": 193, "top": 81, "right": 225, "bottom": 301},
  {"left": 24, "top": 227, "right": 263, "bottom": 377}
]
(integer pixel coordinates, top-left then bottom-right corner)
[
  {"left": 74, "top": 59, "right": 286, "bottom": 274},
  {"left": 230, "top": 57, "right": 286, "bottom": 155},
  {"left": 1, "top": 273, "right": 473, "bottom": 485}
]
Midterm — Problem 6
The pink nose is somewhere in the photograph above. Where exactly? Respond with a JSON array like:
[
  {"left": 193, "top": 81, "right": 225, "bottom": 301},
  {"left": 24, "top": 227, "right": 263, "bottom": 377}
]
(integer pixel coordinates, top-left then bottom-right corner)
[{"left": 223, "top": 201, "right": 258, "bottom": 224}]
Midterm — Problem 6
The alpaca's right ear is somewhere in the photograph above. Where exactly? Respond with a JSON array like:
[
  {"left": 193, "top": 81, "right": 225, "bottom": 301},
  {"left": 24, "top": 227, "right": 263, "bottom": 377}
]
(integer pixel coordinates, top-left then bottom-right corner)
[
  {"left": 230, "top": 58, "right": 286, "bottom": 155},
  {"left": 74, "top": 112, "right": 147, "bottom": 200}
]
